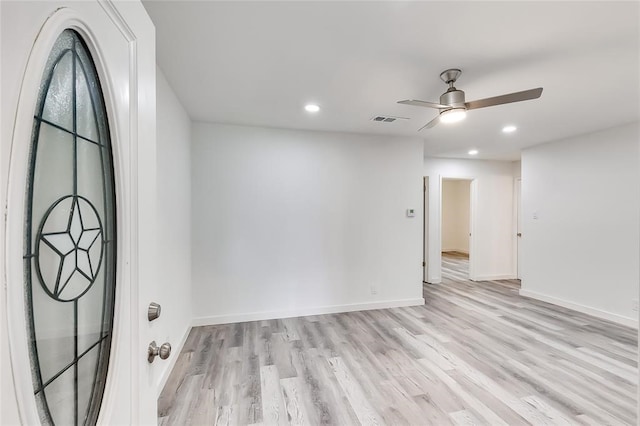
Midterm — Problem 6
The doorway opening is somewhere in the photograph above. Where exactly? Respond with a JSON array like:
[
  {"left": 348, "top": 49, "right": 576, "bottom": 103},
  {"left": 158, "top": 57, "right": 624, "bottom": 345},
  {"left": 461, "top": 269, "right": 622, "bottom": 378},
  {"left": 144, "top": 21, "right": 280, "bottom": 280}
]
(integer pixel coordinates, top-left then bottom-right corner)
[{"left": 441, "top": 178, "right": 472, "bottom": 281}]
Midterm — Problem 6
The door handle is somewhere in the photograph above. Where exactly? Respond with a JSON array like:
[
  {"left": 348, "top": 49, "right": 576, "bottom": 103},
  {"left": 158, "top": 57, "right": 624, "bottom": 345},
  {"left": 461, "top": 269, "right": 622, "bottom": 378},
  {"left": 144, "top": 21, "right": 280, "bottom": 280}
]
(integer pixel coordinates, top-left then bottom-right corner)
[
  {"left": 517, "top": 233, "right": 522, "bottom": 237},
  {"left": 148, "top": 341, "right": 171, "bottom": 363}
]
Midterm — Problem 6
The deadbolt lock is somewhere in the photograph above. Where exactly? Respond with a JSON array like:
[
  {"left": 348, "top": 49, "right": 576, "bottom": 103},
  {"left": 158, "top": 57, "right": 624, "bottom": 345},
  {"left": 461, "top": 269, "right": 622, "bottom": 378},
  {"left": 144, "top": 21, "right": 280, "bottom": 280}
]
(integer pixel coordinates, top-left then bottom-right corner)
[
  {"left": 148, "top": 302, "right": 161, "bottom": 321},
  {"left": 148, "top": 341, "right": 171, "bottom": 363}
]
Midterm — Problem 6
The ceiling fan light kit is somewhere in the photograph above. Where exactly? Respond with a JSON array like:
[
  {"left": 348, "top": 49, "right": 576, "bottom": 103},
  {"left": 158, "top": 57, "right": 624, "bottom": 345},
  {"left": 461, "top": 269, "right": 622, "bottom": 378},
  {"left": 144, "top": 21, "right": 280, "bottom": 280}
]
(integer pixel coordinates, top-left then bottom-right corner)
[
  {"left": 439, "top": 108, "right": 467, "bottom": 123},
  {"left": 398, "top": 68, "right": 543, "bottom": 131}
]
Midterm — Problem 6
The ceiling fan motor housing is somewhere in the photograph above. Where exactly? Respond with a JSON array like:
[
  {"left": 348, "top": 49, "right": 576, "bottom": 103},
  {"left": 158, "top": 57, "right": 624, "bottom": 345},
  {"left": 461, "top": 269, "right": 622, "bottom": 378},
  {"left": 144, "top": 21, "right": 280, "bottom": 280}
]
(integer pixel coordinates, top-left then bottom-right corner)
[{"left": 440, "top": 89, "right": 466, "bottom": 109}]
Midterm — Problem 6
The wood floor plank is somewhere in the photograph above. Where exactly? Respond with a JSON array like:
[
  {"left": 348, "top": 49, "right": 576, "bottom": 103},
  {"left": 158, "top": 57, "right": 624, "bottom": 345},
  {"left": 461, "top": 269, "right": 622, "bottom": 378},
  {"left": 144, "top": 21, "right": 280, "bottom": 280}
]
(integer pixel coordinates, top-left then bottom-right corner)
[
  {"left": 449, "top": 409, "right": 482, "bottom": 426},
  {"left": 377, "top": 379, "right": 429, "bottom": 425},
  {"left": 165, "top": 374, "right": 205, "bottom": 425},
  {"left": 507, "top": 358, "right": 631, "bottom": 425},
  {"left": 394, "top": 327, "right": 455, "bottom": 371},
  {"left": 521, "top": 395, "right": 574, "bottom": 425},
  {"left": 158, "top": 253, "right": 638, "bottom": 425},
  {"left": 280, "top": 377, "right": 311, "bottom": 426},
  {"left": 412, "top": 393, "right": 455, "bottom": 425},
  {"left": 214, "top": 404, "right": 238, "bottom": 426},
  {"left": 417, "top": 359, "right": 510, "bottom": 426},
  {"left": 327, "top": 356, "right": 385, "bottom": 425},
  {"left": 260, "top": 365, "right": 288, "bottom": 426},
  {"left": 189, "top": 389, "right": 216, "bottom": 425},
  {"left": 157, "top": 351, "right": 194, "bottom": 417}
]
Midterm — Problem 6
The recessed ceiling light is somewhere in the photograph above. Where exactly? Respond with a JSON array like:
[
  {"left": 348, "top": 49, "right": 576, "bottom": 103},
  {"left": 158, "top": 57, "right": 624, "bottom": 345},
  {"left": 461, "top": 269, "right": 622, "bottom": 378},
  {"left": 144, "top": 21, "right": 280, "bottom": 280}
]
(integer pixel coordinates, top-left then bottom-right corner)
[
  {"left": 304, "top": 104, "right": 320, "bottom": 113},
  {"left": 502, "top": 125, "right": 517, "bottom": 133},
  {"left": 468, "top": 149, "right": 478, "bottom": 155}
]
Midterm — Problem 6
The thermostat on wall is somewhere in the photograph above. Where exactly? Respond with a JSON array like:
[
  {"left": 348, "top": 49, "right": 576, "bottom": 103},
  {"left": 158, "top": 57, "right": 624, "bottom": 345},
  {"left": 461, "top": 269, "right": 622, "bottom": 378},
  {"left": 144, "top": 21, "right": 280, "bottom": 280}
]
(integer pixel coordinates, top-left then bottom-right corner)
[{"left": 406, "top": 209, "right": 416, "bottom": 217}]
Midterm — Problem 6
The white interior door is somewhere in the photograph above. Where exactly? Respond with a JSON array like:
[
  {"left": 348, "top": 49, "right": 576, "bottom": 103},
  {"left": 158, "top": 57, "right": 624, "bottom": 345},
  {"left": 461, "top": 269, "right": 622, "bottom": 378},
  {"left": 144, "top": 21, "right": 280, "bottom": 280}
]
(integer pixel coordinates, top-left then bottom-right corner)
[{"left": 1, "top": 1, "right": 157, "bottom": 424}]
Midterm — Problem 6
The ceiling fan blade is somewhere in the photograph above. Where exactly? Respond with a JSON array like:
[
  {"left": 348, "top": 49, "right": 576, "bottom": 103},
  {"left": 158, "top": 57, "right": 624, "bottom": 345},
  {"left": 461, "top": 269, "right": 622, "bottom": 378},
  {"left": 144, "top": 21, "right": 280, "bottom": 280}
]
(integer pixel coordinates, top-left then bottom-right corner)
[
  {"left": 418, "top": 115, "right": 440, "bottom": 131},
  {"left": 398, "top": 99, "right": 450, "bottom": 109},
  {"left": 464, "top": 87, "right": 543, "bottom": 110}
]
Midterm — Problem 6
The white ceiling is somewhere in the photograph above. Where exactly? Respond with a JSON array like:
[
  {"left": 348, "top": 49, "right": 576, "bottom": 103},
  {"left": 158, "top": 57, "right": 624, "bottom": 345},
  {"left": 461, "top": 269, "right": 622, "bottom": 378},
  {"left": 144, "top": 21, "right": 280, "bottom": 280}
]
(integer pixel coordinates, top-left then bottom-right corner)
[{"left": 143, "top": 1, "right": 639, "bottom": 160}]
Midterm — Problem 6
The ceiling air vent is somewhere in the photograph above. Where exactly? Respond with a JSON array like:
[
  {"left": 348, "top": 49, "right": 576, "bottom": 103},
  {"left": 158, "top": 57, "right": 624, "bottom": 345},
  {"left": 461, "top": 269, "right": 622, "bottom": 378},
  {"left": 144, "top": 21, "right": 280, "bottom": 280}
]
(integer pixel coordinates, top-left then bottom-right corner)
[{"left": 370, "top": 115, "right": 409, "bottom": 123}]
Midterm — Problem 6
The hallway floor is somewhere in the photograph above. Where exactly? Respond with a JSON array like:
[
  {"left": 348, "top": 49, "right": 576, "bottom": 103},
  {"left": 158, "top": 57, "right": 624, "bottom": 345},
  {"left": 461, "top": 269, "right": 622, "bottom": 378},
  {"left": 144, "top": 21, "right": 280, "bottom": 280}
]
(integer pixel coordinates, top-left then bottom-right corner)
[
  {"left": 441, "top": 251, "right": 470, "bottom": 281},
  {"left": 158, "top": 257, "right": 637, "bottom": 425}
]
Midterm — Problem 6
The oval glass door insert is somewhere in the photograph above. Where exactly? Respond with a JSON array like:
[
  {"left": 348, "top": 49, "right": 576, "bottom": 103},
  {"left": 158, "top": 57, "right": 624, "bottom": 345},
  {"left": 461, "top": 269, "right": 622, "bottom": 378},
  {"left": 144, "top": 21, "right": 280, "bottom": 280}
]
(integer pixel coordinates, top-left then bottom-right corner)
[{"left": 24, "top": 29, "right": 117, "bottom": 426}]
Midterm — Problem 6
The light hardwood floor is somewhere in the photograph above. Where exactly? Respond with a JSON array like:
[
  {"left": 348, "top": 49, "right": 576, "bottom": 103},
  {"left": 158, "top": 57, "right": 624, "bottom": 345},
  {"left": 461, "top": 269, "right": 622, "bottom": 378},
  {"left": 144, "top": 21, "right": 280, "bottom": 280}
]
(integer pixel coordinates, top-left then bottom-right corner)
[{"left": 159, "top": 253, "right": 638, "bottom": 425}]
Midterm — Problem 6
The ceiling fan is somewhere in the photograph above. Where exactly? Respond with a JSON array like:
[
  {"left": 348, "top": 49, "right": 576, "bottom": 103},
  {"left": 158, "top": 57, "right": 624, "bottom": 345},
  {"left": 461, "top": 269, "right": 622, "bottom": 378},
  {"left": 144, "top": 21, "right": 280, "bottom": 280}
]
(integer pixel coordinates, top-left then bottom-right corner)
[{"left": 398, "top": 69, "right": 543, "bottom": 131}]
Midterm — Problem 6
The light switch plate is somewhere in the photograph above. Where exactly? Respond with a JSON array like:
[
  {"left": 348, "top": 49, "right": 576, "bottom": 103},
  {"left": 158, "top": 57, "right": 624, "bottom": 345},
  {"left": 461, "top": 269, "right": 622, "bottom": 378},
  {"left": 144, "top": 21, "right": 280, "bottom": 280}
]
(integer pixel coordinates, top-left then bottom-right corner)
[{"left": 406, "top": 209, "right": 415, "bottom": 217}]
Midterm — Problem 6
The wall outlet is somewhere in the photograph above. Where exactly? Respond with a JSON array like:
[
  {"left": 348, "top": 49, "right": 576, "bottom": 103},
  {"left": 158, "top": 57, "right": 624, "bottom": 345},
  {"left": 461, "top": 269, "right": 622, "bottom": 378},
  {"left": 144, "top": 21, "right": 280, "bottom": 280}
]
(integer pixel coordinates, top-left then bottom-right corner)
[
  {"left": 633, "top": 299, "right": 638, "bottom": 312},
  {"left": 370, "top": 284, "right": 378, "bottom": 295}
]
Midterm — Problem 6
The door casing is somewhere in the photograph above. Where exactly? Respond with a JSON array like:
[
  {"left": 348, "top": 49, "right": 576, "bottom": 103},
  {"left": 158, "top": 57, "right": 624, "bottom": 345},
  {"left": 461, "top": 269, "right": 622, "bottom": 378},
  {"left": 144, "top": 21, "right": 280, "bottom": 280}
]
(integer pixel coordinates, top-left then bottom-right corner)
[
  {"left": 423, "top": 177, "right": 429, "bottom": 283},
  {"left": 514, "top": 177, "right": 522, "bottom": 280}
]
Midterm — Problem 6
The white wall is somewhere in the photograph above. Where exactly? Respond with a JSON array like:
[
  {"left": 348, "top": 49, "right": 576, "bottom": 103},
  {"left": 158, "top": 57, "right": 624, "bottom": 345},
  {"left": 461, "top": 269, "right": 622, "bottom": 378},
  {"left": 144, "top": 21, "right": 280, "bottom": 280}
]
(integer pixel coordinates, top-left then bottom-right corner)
[
  {"left": 424, "top": 158, "right": 517, "bottom": 282},
  {"left": 520, "top": 122, "right": 639, "bottom": 326},
  {"left": 442, "top": 179, "right": 470, "bottom": 253},
  {"left": 153, "top": 68, "right": 192, "bottom": 392},
  {"left": 191, "top": 122, "right": 424, "bottom": 323}
]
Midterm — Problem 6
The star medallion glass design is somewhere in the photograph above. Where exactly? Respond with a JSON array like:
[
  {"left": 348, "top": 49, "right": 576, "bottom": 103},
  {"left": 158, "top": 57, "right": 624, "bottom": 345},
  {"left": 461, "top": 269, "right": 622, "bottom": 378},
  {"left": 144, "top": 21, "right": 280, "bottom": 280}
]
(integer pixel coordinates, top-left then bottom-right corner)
[{"left": 36, "top": 195, "right": 104, "bottom": 301}]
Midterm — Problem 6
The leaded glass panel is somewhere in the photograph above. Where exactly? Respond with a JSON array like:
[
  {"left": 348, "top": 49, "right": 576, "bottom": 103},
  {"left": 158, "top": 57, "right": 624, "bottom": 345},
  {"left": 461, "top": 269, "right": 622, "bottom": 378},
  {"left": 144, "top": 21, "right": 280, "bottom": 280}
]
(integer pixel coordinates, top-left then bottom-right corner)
[{"left": 24, "top": 29, "right": 117, "bottom": 426}]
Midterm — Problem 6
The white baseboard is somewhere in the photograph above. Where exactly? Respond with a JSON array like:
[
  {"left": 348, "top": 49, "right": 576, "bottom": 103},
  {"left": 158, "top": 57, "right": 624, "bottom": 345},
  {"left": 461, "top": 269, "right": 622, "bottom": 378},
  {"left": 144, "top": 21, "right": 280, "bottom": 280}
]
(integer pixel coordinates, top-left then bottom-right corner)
[
  {"left": 473, "top": 274, "right": 517, "bottom": 281},
  {"left": 191, "top": 298, "right": 425, "bottom": 327},
  {"left": 519, "top": 289, "right": 638, "bottom": 329},
  {"left": 156, "top": 324, "right": 192, "bottom": 397}
]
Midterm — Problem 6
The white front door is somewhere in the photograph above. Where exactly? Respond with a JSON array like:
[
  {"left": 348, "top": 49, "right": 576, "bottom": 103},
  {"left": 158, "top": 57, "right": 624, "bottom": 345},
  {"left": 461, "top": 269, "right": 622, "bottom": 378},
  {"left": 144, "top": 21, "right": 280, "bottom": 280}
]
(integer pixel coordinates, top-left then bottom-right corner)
[{"left": 1, "top": 1, "right": 157, "bottom": 424}]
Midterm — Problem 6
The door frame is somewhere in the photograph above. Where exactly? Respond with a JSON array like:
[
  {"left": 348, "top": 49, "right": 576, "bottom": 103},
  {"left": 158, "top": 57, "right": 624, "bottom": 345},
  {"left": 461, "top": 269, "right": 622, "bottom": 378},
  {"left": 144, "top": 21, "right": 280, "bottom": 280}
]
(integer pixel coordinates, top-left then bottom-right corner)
[
  {"left": 424, "top": 175, "right": 478, "bottom": 283},
  {"left": 2, "top": 3, "right": 155, "bottom": 424},
  {"left": 468, "top": 178, "right": 478, "bottom": 280},
  {"left": 423, "top": 177, "right": 429, "bottom": 283},
  {"left": 513, "top": 177, "right": 522, "bottom": 280},
  {"left": 441, "top": 177, "right": 477, "bottom": 280}
]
